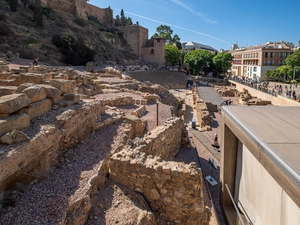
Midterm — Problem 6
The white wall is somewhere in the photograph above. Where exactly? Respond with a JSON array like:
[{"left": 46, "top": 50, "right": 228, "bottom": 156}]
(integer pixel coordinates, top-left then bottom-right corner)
[{"left": 234, "top": 142, "right": 300, "bottom": 225}]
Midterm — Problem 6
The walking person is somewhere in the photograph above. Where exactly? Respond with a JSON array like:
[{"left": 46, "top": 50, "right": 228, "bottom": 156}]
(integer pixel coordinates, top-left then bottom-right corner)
[
  {"left": 33, "top": 57, "right": 39, "bottom": 66},
  {"left": 212, "top": 134, "right": 220, "bottom": 152}
]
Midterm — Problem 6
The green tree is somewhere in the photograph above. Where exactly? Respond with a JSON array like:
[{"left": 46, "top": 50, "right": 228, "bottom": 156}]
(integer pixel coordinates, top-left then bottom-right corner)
[
  {"left": 120, "top": 9, "right": 126, "bottom": 26},
  {"left": 9, "top": 0, "right": 18, "bottom": 12},
  {"left": 286, "top": 49, "right": 300, "bottom": 68},
  {"left": 184, "top": 50, "right": 214, "bottom": 75},
  {"left": 115, "top": 15, "right": 120, "bottom": 26},
  {"left": 34, "top": 0, "right": 43, "bottom": 27},
  {"left": 152, "top": 25, "right": 180, "bottom": 44},
  {"left": 165, "top": 44, "right": 181, "bottom": 66},
  {"left": 213, "top": 52, "right": 233, "bottom": 76},
  {"left": 285, "top": 49, "right": 300, "bottom": 80}
]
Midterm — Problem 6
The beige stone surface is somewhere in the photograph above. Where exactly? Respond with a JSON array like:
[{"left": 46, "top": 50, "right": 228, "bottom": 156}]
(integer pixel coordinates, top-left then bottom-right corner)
[
  {"left": 0, "top": 93, "right": 30, "bottom": 114},
  {"left": 17, "top": 98, "right": 52, "bottom": 120},
  {"left": 49, "top": 79, "right": 75, "bottom": 93},
  {"left": 0, "top": 86, "right": 17, "bottom": 97},
  {"left": 0, "top": 114, "right": 30, "bottom": 136},
  {"left": 0, "top": 130, "right": 30, "bottom": 145},
  {"left": 21, "top": 86, "right": 47, "bottom": 103}
]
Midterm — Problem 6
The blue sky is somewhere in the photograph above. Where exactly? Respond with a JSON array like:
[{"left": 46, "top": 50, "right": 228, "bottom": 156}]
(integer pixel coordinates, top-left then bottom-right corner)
[{"left": 89, "top": 0, "right": 300, "bottom": 51}]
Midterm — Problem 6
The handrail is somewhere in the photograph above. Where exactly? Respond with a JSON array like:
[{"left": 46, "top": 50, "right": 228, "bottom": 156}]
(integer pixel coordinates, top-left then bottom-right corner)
[{"left": 224, "top": 183, "right": 245, "bottom": 225}]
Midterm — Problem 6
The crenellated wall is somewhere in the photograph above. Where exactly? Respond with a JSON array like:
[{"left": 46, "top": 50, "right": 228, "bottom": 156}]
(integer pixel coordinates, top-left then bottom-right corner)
[{"left": 37, "top": 0, "right": 113, "bottom": 27}]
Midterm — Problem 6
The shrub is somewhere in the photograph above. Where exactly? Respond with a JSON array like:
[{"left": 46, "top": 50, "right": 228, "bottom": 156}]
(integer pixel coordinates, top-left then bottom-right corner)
[
  {"left": 73, "top": 17, "right": 85, "bottom": 27},
  {"left": 24, "top": 38, "right": 37, "bottom": 47},
  {"left": 18, "top": 47, "right": 34, "bottom": 59},
  {"left": 42, "top": 6, "right": 54, "bottom": 20},
  {"left": 52, "top": 34, "right": 95, "bottom": 66},
  {"left": 0, "top": 11, "right": 6, "bottom": 21},
  {"left": 51, "top": 34, "right": 62, "bottom": 47},
  {"left": 87, "top": 15, "right": 103, "bottom": 26}
]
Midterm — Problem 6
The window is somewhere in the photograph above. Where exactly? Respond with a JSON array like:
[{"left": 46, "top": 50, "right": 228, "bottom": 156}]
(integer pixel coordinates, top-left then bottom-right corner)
[
  {"left": 270, "top": 52, "right": 274, "bottom": 58},
  {"left": 265, "top": 52, "right": 268, "bottom": 58},
  {"left": 150, "top": 49, "right": 154, "bottom": 54},
  {"left": 270, "top": 60, "right": 274, "bottom": 65},
  {"left": 264, "top": 60, "right": 268, "bottom": 65},
  {"left": 279, "top": 60, "right": 285, "bottom": 65},
  {"left": 256, "top": 53, "right": 258, "bottom": 58},
  {"left": 157, "top": 39, "right": 160, "bottom": 43},
  {"left": 253, "top": 67, "right": 257, "bottom": 72}
]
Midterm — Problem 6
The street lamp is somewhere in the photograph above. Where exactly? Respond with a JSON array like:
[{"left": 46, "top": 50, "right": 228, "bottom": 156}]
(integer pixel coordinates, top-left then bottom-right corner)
[
  {"left": 156, "top": 99, "right": 159, "bottom": 126},
  {"left": 292, "top": 66, "right": 296, "bottom": 95}
]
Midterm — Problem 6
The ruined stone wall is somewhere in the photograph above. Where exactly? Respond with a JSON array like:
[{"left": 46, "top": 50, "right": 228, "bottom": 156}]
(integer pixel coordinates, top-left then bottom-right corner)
[
  {"left": 0, "top": 100, "right": 117, "bottom": 195},
  {"left": 108, "top": 150, "right": 211, "bottom": 224},
  {"left": 124, "top": 117, "right": 184, "bottom": 161},
  {"left": 40, "top": 0, "right": 76, "bottom": 16}
]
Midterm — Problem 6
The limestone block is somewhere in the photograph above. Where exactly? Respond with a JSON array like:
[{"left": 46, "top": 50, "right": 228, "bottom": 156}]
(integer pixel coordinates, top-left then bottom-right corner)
[
  {"left": 38, "top": 84, "right": 61, "bottom": 98},
  {"left": 16, "top": 83, "right": 36, "bottom": 93},
  {"left": 0, "top": 93, "right": 31, "bottom": 114},
  {"left": 22, "top": 86, "right": 46, "bottom": 103},
  {"left": 49, "top": 79, "right": 75, "bottom": 93},
  {"left": 0, "top": 114, "right": 30, "bottom": 136},
  {"left": 0, "top": 72, "right": 12, "bottom": 79},
  {"left": 49, "top": 95, "right": 64, "bottom": 105},
  {"left": 0, "top": 86, "right": 17, "bottom": 97},
  {"left": 17, "top": 99, "right": 52, "bottom": 120},
  {"left": 63, "top": 93, "right": 80, "bottom": 101},
  {"left": 9, "top": 74, "right": 44, "bottom": 85},
  {"left": 0, "top": 130, "right": 30, "bottom": 145}
]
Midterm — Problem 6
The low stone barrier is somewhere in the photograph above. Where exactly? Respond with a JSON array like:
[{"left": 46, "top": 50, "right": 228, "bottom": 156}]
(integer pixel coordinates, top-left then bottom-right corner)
[{"left": 108, "top": 150, "right": 211, "bottom": 224}]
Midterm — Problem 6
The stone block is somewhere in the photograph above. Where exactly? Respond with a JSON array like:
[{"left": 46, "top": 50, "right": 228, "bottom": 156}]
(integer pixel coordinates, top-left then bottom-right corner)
[
  {"left": 9, "top": 74, "right": 44, "bottom": 85},
  {"left": 0, "top": 130, "right": 30, "bottom": 145},
  {"left": 17, "top": 99, "right": 52, "bottom": 120},
  {"left": 0, "top": 72, "right": 12, "bottom": 79},
  {"left": 38, "top": 84, "right": 61, "bottom": 98},
  {"left": 63, "top": 93, "right": 80, "bottom": 101},
  {"left": 49, "top": 79, "right": 75, "bottom": 93},
  {"left": 0, "top": 114, "right": 30, "bottom": 136},
  {"left": 22, "top": 86, "right": 47, "bottom": 103},
  {"left": 0, "top": 93, "right": 31, "bottom": 114},
  {"left": 0, "top": 86, "right": 17, "bottom": 97}
]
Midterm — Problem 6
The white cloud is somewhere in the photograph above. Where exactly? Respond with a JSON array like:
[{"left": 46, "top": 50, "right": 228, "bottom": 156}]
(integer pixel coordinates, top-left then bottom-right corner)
[
  {"left": 169, "top": 0, "right": 217, "bottom": 24},
  {"left": 124, "top": 11, "right": 229, "bottom": 44}
]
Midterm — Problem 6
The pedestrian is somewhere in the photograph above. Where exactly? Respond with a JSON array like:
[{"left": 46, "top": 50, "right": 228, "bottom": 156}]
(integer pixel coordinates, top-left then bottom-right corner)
[
  {"left": 212, "top": 134, "right": 220, "bottom": 151},
  {"left": 33, "top": 57, "right": 39, "bottom": 66}
]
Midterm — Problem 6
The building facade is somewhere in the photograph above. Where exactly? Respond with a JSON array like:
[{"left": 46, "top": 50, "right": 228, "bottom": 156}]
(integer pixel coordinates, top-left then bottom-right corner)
[
  {"left": 230, "top": 42, "right": 293, "bottom": 81},
  {"left": 118, "top": 25, "right": 166, "bottom": 66},
  {"left": 141, "top": 36, "right": 166, "bottom": 66},
  {"left": 220, "top": 106, "right": 300, "bottom": 225}
]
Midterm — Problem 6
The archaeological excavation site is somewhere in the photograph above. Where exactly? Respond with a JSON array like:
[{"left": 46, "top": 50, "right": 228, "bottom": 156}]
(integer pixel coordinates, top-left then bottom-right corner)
[{"left": 0, "top": 55, "right": 215, "bottom": 225}]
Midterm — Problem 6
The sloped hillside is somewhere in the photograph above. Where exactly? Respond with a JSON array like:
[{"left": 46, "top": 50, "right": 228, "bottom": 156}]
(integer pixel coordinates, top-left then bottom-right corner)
[{"left": 0, "top": 0, "right": 138, "bottom": 65}]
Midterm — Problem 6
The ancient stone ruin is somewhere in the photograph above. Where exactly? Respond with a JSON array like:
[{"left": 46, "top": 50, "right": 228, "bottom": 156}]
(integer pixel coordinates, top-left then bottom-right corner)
[{"left": 0, "top": 55, "right": 211, "bottom": 224}]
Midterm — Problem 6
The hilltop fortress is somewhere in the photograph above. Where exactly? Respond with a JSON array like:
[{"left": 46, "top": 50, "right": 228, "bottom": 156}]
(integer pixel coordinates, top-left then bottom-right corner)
[
  {"left": 37, "top": 0, "right": 166, "bottom": 65},
  {"left": 39, "top": 0, "right": 114, "bottom": 27}
]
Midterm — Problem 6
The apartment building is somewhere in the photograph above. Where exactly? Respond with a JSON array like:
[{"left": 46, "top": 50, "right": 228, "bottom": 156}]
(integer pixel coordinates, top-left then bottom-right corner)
[{"left": 230, "top": 42, "right": 293, "bottom": 81}]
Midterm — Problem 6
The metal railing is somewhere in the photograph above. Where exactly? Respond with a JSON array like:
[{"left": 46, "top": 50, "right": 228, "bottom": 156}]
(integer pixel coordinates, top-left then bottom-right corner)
[
  {"left": 225, "top": 183, "right": 251, "bottom": 225},
  {"left": 229, "top": 78, "right": 278, "bottom": 97}
]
